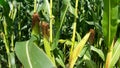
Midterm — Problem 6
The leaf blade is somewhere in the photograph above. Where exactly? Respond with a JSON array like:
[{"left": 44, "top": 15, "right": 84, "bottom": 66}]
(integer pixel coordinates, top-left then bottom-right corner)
[
  {"left": 102, "top": 0, "right": 118, "bottom": 47},
  {"left": 91, "top": 46, "right": 105, "bottom": 61},
  {"left": 15, "top": 37, "right": 55, "bottom": 68},
  {"left": 69, "top": 32, "right": 91, "bottom": 68},
  {"left": 109, "top": 38, "right": 120, "bottom": 67}
]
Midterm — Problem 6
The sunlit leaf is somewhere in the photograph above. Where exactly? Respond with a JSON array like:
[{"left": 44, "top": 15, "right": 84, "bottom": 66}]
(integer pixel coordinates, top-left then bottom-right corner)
[
  {"left": 109, "top": 38, "right": 120, "bottom": 67},
  {"left": 15, "top": 36, "right": 55, "bottom": 68},
  {"left": 105, "top": 41, "right": 114, "bottom": 68},
  {"left": 69, "top": 32, "right": 91, "bottom": 68},
  {"left": 79, "top": 45, "right": 88, "bottom": 58}
]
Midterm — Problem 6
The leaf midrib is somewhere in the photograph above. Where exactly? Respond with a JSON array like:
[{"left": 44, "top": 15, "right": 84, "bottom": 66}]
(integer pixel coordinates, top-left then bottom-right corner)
[
  {"left": 108, "top": 0, "right": 111, "bottom": 47},
  {"left": 26, "top": 41, "right": 33, "bottom": 68}
]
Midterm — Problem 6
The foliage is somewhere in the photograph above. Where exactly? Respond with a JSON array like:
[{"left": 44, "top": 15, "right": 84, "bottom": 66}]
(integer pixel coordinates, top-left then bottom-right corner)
[{"left": 0, "top": 0, "right": 120, "bottom": 68}]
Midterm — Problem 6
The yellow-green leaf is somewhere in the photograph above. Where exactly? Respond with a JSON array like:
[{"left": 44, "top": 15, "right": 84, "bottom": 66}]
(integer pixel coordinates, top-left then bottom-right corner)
[{"left": 69, "top": 32, "right": 91, "bottom": 68}]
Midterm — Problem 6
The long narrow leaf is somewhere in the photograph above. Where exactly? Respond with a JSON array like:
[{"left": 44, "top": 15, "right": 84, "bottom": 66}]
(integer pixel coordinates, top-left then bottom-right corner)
[
  {"left": 91, "top": 46, "right": 105, "bottom": 61},
  {"left": 69, "top": 32, "right": 91, "bottom": 68},
  {"left": 52, "top": 4, "right": 68, "bottom": 50},
  {"left": 102, "top": 0, "right": 118, "bottom": 47},
  {"left": 109, "top": 38, "right": 120, "bottom": 67},
  {"left": 62, "top": 0, "right": 75, "bottom": 15},
  {"left": 105, "top": 41, "right": 114, "bottom": 68}
]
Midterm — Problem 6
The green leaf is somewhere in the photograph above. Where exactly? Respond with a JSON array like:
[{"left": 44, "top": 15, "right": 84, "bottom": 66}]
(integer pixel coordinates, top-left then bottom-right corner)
[
  {"left": 84, "top": 60, "right": 96, "bottom": 68},
  {"left": 41, "top": 0, "right": 50, "bottom": 21},
  {"left": 76, "top": 32, "right": 81, "bottom": 42},
  {"left": 0, "top": 0, "right": 10, "bottom": 16},
  {"left": 109, "top": 38, "right": 120, "bottom": 67},
  {"left": 10, "top": 52, "right": 16, "bottom": 68},
  {"left": 52, "top": 4, "right": 68, "bottom": 50},
  {"left": 91, "top": 46, "right": 105, "bottom": 61},
  {"left": 43, "top": 37, "right": 55, "bottom": 65},
  {"left": 56, "top": 55, "right": 65, "bottom": 68},
  {"left": 15, "top": 37, "right": 55, "bottom": 68},
  {"left": 60, "top": 5, "right": 69, "bottom": 26},
  {"left": 83, "top": 52, "right": 96, "bottom": 68},
  {"left": 79, "top": 45, "right": 88, "bottom": 58},
  {"left": 102, "top": 0, "right": 119, "bottom": 47},
  {"left": 62, "top": 0, "right": 75, "bottom": 15},
  {"left": 31, "top": 22, "right": 40, "bottom": 36},
  {"left": 68, "top": 4, "right": 75, "bottom": 15}
]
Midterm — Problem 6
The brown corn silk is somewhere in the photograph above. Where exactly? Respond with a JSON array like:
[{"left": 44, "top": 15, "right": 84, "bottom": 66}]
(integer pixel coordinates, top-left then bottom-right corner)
[
  {"left": 41, "top": 21, "right": 49, "bottom": 39},
  {"left": 32, "top": 12, "right": 40, "bottom": 28},
  {"left": 89, "top": 29, "right": 95, "bottom": 44}
]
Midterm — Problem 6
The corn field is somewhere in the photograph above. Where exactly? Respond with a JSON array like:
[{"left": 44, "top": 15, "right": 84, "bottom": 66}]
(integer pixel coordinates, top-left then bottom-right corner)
[{"left": 0, "top": 0, "right": 120, "bottom": 68}]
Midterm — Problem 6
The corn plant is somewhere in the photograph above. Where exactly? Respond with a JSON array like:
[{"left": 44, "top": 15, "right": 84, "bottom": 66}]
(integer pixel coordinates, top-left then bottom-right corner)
[{"left": 0, "top": 0, "right": 120, "bottom": 68}]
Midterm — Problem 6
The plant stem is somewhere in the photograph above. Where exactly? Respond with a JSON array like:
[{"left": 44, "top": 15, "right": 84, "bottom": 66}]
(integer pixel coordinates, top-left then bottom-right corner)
[
  {"left": 11, "top": 32, "right": 14, "bottom": 51},
  {"left": 70, "top": 0, "right": 79, "bottom": 57},
  {"left": 8, "top": 1, "right": 17, "bottom": 68},
  {"left": 18, "top": 21, "right": 21, "bottom": 41},
  {"left": 50, "top": 0, "right": 53, "bottom": 44},
  {"left": 49, "top": 0, "right": 56, "bottom": 66},
  {"left": 34, "top": 0, "right": 37, "bottom": 12},
  {"left": 10, "top": 1, "right": 16, "bottom": 52},
  {"left": 2, "top": 18, "right": 10, "bottom": 68},
  {"left": 18, "top": 4, "right": 21, "bottom": 41}
]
